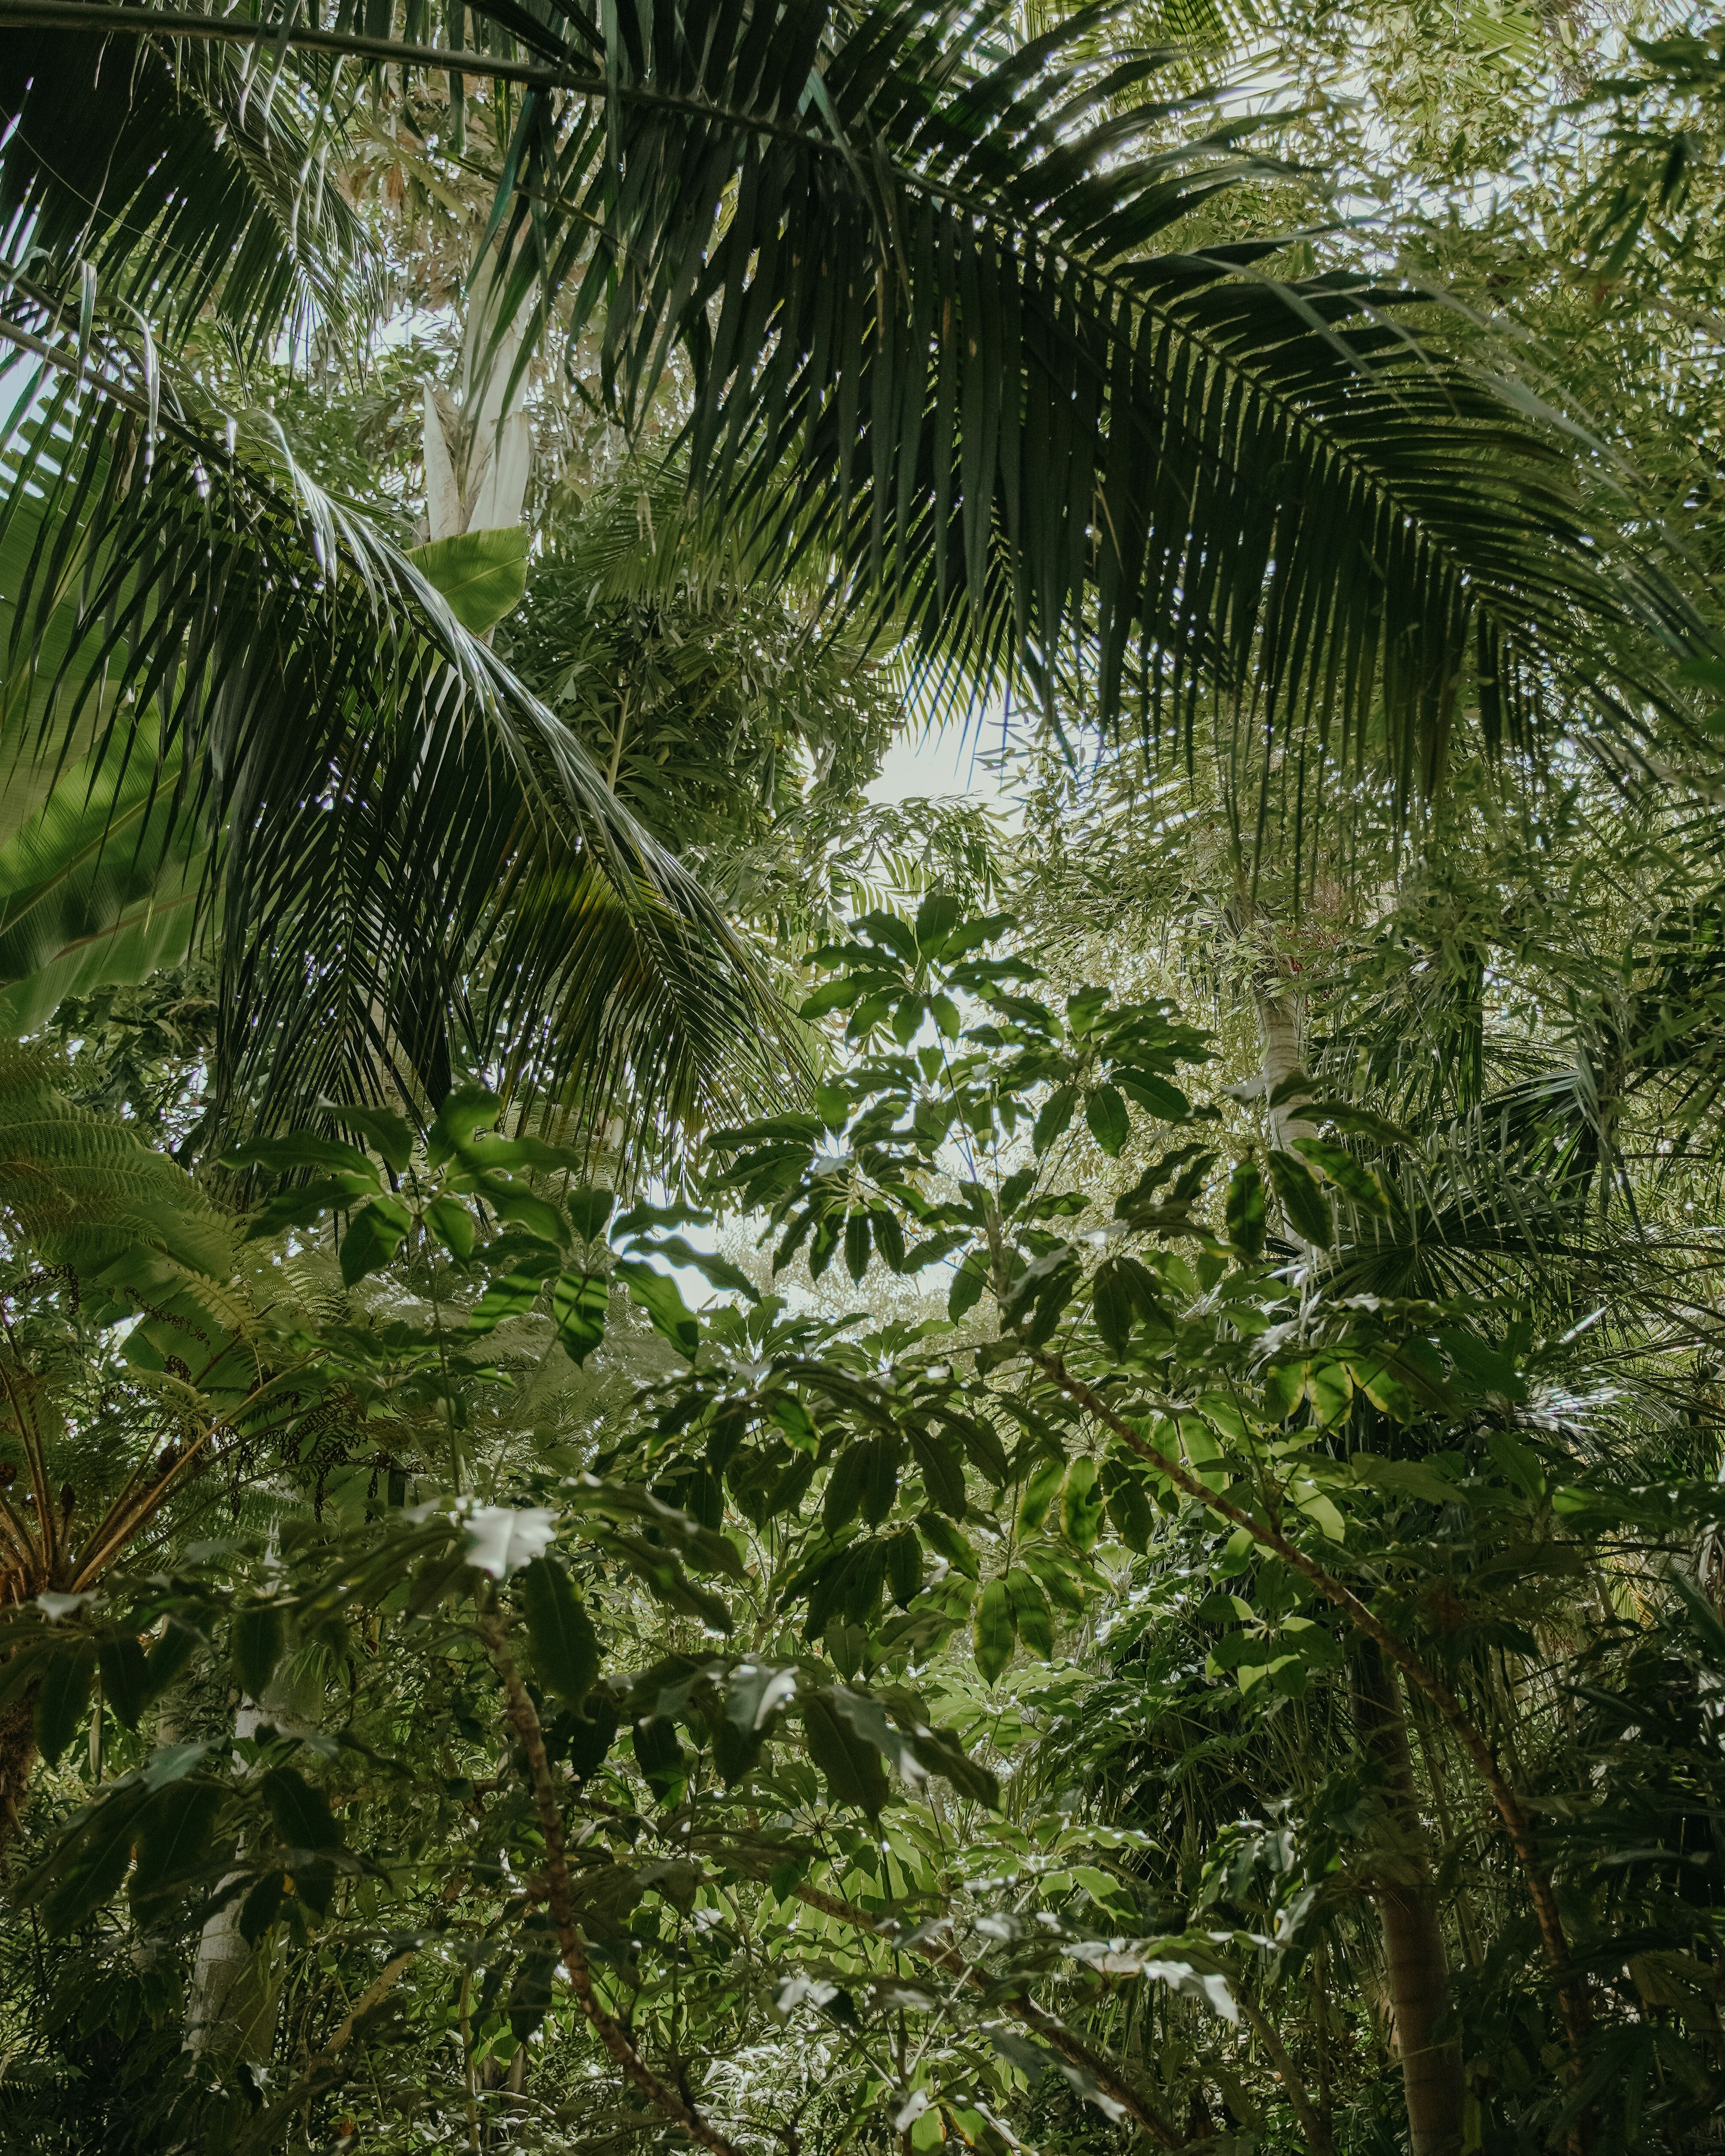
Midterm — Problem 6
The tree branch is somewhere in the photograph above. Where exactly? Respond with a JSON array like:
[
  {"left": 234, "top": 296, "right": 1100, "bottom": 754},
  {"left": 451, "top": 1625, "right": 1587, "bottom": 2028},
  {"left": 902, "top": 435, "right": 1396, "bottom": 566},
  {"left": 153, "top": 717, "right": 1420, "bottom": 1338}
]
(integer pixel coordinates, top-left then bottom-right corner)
[
  {"left": 1032, "top": 1352, "right": 1595, "bottom": 2100},
  {"left": 480, "top": 1609, "right": 745, "bottom": 2156},
  {"left": 792, "top": 1880, "right": 1185, "bottom": 2150}
]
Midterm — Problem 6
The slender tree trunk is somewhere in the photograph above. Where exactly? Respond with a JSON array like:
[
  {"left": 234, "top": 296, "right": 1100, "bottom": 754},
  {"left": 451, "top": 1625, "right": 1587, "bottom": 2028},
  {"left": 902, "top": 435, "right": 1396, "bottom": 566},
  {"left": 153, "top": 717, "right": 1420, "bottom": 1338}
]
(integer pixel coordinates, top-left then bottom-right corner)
[
  {"left": 187, "top": 1661, "right": 317, "bottom": 2059},
  {"left": 1353, "top": 1644, "right": 1465, "bottom": 2156},
  {"left": 0, "top": 1687, "right": 37, "bottom": 1850},
  {"left": 1255, "top": 984, "right": 1319, "bottom": 1146},
  {"left": 185, "top": 1698, "right": 271, "bottom": 2058}
]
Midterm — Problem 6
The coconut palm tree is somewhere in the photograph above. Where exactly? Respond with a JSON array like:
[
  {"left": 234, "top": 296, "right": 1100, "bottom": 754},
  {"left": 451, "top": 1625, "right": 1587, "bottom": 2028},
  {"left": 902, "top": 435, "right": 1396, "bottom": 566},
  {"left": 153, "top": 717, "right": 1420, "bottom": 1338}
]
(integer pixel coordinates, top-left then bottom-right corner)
[{"left": 0, "top": 0, "right": 1704, "bottom": 1152}]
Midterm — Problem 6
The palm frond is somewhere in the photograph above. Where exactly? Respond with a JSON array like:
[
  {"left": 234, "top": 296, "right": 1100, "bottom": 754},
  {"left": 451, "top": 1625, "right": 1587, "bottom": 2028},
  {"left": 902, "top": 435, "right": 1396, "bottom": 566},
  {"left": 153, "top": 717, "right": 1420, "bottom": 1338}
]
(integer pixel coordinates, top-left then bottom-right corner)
[
  {"left": 9, "top": 2, "right": 1703, "bottom": 822},
  {"left": 478, "top": 0, "right": 1704, "bottom": 799},
  {"left": 0, "top": 25, "right": 373, "bottom": 361},
  {"left": 0, "top": 323, "right": 788, "bottom": 1147}
]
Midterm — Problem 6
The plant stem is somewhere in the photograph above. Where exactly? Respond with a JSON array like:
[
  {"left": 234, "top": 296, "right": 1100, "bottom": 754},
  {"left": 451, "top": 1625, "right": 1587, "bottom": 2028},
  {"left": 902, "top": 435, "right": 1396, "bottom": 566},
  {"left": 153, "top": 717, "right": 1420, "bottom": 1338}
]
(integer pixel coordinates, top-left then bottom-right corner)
[
  {"left": 1034, "top": 1352, "right": 1594, "bottom": 2123},
  {"left": 480, "top": 1608, "right": 746, "bottom": 2156},
  {"left": 792, "top": 1881, "right": 1184, "bottom": 2149}
]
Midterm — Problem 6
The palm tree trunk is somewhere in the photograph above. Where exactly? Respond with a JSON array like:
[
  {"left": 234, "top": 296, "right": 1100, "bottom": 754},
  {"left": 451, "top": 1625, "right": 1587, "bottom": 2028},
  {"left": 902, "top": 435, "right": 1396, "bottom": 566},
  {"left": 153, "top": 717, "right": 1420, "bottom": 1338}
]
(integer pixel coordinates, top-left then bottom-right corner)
[
  {"left": 1353, "top": 1643, "right": 1465, "bottom": 2156},
  {"left": 0, "top": 1688, "right": 36, "bottom": 1850},
  {"left": 1255, "top": 984, "right": 1318, "bottom": 1146}
]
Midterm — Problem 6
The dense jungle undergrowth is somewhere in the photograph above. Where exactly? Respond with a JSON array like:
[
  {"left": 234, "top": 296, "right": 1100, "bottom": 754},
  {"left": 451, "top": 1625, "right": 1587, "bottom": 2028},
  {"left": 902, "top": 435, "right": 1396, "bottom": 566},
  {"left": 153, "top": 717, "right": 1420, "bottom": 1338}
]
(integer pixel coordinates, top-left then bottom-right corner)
[{"left": 5, "top": 0, "right": 1725, "bottom": 2151}]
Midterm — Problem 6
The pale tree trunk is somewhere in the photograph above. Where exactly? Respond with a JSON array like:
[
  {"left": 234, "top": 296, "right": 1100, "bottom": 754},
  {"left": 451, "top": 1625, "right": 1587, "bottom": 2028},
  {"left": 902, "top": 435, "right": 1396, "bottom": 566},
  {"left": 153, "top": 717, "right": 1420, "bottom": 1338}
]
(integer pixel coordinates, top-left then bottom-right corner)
[
  {"left": 422, "top": 251, "right": 533, "bottom": 550},
  {"left": 185, "top": 1668, "right": 318, "bottom": 2061},
  {"left": 1255, "top": 984, "right": 1318, "bottom": 1148},
  {"left": 1353, "top": 1644, "right": 1465, "bottom": 2156},
  {"left": 185, "top": 1696, "right": 276, "bottom": 2060}
]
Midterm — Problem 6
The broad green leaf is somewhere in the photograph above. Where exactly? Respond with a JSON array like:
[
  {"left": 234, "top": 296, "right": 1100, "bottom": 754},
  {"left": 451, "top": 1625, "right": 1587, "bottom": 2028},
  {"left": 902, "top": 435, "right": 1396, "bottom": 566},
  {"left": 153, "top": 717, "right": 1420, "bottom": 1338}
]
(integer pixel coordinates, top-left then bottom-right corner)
[
  {"left": 484, "top": 1182, "right": 570, "bottom": 1247},
  {"left": 1032, "top": 1084, "right": 1078, "bottom": 1157},
  {"left": 567, "top": 1185, "right": 617, "bottom": 1243},
  {"left": 34, "top": 1645, "right": 93, "bottom": 1765},
  {"left": 521, "top": 1557, "right": 600, "bottom": 1708},
  {"left": 907, "top": 1426, "right": 967, "bottom": 1519},
  {"left": 261, "top": 1765, "right": 345, "bottom": 1853},
  {"left": 1347, "top": 1357, "right": 1418, "bottom": 1422},
  {"left": 239, "top": 1871, "right": 287, "bottom": 1945},
  {"left": 552, "top": 1268, "right": 609, "bottom": 1364},
  {"left": 1092, "top": 1260, "right": 1136, "bottom": 1357},
  {"left": 1017, "top": 1456, "right": 1066, "bottom": 1534},
  {"left": 915, "top": 891, "right": 964, "bottom": 953},
  {"left": 1351, "top": 1454, "right": 1460, "bottom": 1508},
  {"left": 1290, "top": 1137, "right": 1388, "bottom": 1215},
  {"left": 323, "top": 1102, "right": 414, "bottom": 1175},
  {"left": 802, "top": 1694, "right": 889, "bottom": 1817},
  {"left": 616, "top": 1259, "right": 700, "bottom": 1354},
  {"left": 41, "top": 1788, "right": 147, "bottom": 1932},
  {"left": 408, "top": 523, "right": 528, "bottom": 634},
  {"left": 468, "top": 1253, "right": 559, "bottom": 1334},
  {"left": 132, "top": 1781, "right": 226, "bottom": 1902},
  {"left": 918, "top": 1512, "right": 979, "bottom": 1578},
  {"left": 1085, "top": 1085, "right": 1131, "bottom": 1157},
  {"left": 632, "top": 1714, "right": 687, "bottom": 1803},
  {"left": 339, "top": 1193, "right": 414, "bottom": 1286},
  {"left": 823, "top": 1444, "right": 869, "bottom": 1533},
  {"left": 884, "top": 1529, "right": 922, "bottom": 1607},
  {"left": 1005, "top": 1569, "right": 1054, "bottom": 1659},
  {"left": 1224, "top": 1159, "right": 1266, "bottom": 1259},
  {"left": 425, "top": 1193, "right": 477, "bottom": 1260},
  {"left": 973, "top": 1577, "right": 1016, "bottom": 1683},
  {"left": 948, "top": 1249, "right": 990, "bottom": 1321},
  {"left": 232, "top": 1605, "right": 284, "bottom": 1701},
  {"left": 224, "top": 1133, "right": 375, "bottom": 1179},
  {"left": 97, "top": 1637, "right": 148, "bottom": 1731},
  {"left": 430, "top": 1084, "right": 502, "bottom": 1163},
  {"left": 1267, "top": 1150, "right": 1333, "bottom": 1247},
  {"left": 1308, "top": 1360, "right": 1354, "bottom": 1427},
  {"left": 1059, "top": 1458, "right": 1104, "bottom": 1554}
]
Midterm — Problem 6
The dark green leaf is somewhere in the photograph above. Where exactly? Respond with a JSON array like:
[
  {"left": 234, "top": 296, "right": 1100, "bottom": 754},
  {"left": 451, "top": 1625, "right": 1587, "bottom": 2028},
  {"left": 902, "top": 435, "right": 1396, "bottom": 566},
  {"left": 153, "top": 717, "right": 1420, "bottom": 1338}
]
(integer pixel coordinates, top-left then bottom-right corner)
[
  {"left": 34, "top": 1645, "right": 93, "bottom": 1766},
  {"left": 239, "top": 1870, "right": 287, "bottom": 1944},
  {"left": 339, "top": 1194, "right": 414, "bottom": 1286},
  {"left": 323, "top": 1102, "right": 414, "bottom": 1174},
  {"left": 261, "top": 1765, "right": 345, "bottom": 1853},
  {"left": 232, "top": 1605, "right": 284, "bottom": 1702},
  {"left": 1005, "top": 1569, "right": 1054, "bottom": 1659},
  {"left": 1266, "top": 1150, "right": 1333, "bottom": 1248},
  {"left": 97, "top": 1637, "right": 148, "bottom": 1732},
  {"left": 521, "top": 1557, "right": 600, "bottom": 1709},
  {"left": 1224, "top": 1159, "right": 1267, "bottom": 1259},
  {"left": 133, "top": 1781, "right": 226, "bottom": 1902},
  {"left": 973, "top": 1578, "right": 1016, "bottom": 1683},
  {"left": 802, "top": 1694, "right": 889, "bottom": 1817},
  {"left": 1033, "top": 1084, "right": 1077, "bottom": 1157}
]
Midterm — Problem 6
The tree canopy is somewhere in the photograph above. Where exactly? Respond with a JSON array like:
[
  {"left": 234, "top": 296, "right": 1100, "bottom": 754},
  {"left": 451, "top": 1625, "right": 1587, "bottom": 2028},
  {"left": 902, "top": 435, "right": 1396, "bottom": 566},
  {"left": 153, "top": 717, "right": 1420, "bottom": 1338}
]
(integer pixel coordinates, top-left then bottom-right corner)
[{"left": 1, "top": 3, "right": 1725, "bottom": 2156}]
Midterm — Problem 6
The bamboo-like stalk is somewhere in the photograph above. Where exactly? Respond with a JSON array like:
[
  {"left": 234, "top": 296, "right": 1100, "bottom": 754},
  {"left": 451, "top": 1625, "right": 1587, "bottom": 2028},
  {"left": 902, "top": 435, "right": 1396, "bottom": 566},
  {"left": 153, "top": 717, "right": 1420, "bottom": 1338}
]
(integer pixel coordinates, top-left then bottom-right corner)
[{"left": 1034, "top": 1351, "right": 1593, "bottom": 2147}]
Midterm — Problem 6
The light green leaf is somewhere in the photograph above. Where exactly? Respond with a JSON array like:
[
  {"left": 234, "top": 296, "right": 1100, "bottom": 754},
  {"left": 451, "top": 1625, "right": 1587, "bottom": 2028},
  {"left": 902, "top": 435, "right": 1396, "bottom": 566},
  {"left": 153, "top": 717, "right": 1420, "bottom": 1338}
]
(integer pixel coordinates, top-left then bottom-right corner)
[{"left": 408, "top": 524, "right": 529, "bottom": 634}]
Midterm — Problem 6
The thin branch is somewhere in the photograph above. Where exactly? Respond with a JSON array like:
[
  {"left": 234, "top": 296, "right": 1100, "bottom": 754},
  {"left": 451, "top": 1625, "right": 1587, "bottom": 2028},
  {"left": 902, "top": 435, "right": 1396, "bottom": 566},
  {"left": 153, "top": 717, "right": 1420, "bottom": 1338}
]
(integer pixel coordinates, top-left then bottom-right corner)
[
  {"left": 1032, "top": 1351, "right": 1596, "bottom": 2107},
  {"left": 479, "top": 1607, "right": 746, "bottom": 2156},
  {"left": 792, "top": 1881, "right": 1185, "bottom": 2150}
]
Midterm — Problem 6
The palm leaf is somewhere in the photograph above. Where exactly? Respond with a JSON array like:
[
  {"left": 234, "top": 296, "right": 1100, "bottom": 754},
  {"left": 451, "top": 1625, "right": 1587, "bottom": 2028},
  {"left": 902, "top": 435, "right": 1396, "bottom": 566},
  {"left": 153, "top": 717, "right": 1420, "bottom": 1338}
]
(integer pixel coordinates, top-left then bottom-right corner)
[
  {"left": 0, "top": 330, "right": 786, "bottom": 1146},
  {"left": 9, "top": 2, "right": 1700, "bottom": 814}
]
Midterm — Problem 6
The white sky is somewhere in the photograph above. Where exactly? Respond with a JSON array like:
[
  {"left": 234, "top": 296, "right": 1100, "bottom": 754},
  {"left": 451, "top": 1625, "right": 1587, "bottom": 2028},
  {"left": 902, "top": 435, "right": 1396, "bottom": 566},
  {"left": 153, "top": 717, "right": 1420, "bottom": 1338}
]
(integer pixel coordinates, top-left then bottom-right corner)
[{"left": 865, "top": 712, "right": 1019, "bottom": 821}]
